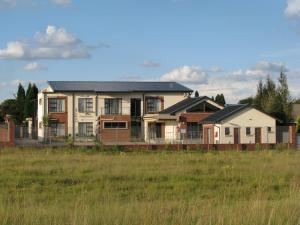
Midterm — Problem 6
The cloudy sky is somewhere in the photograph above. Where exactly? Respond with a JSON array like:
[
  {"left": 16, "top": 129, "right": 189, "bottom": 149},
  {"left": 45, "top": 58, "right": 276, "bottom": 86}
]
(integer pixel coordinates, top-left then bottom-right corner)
[{"left": 0, "top": 0, "right": 300, "bottom": 103}]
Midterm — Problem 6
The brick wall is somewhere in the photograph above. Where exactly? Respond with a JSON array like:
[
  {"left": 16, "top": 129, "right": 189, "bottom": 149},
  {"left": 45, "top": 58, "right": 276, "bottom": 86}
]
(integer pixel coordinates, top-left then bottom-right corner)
[
  {"left": 0, "top": 115, "right": 15, "bottom": 147},
  {"left": 99, "top": 115, "right": 131, "bottom": 143}
]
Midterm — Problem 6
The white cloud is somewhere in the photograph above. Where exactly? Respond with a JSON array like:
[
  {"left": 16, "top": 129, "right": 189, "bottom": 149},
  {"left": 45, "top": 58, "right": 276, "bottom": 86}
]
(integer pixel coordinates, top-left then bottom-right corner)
[
  {"left": 252, "top": 61, "right": 287, "bottom": 72},
  {"left": 0, "top": 25, "right": 100, "bottom": 60},
  {"left": 141, "top": 60, "right": 161, "bottom": 68},
  {"left": 285, "top": 0, "right": 300, "bottom": 18},
  {"left": 0, "top": 0, "right": 71, "bottom": 9},
  {"left": 35, "top": 25, "right": 79, "bottom": 46},
  {"left": 23, "top": 62, "right": 47, "bottom": 71},
  {"left": 0, "top": 41, "right": 25, "bottom": 59},
  {"left": 159, "top": 61, "right": 299, "bottom": 103},
  {"left": 161, "top": 66, "right": 208, "bottom": 84},
  {"left": 50, "top": 0, "right": 71, "bottom": 5}
]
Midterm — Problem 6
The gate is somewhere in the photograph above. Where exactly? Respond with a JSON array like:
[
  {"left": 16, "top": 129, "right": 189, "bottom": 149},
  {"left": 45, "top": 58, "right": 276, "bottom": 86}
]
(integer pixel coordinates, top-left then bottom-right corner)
[{"left": 297, "top": 134, "right": 300, "bottom": 150}]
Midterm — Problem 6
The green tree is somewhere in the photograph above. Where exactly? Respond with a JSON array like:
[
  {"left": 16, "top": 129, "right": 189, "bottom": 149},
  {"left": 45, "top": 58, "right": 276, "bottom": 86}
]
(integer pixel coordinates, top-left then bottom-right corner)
[
  {"left": 24, "top": 83, "right": 33, "bottom": 119},
  {"left": 16, "top": 83, "right": 26, "bottom": 123},
  {"left": 238, "top": 97, "right": 254, "bottom": 105},
  {"left": 297, "top": 116, "right": 300, "bottom": 133},
  {"left": 277, "top": 71, "right": 292, "bottom": 122},
  {"left": 0, "top": 99, "right": 17, "bottom": 122},
  {"left": 194, "top": 90, "right": 199, "bottom": 97},
  {"left": 254, "top": 80, "right": 264, "bottom": 109},
  {"left": 215, "top": 94, "right": 226, "bottom": 106}
]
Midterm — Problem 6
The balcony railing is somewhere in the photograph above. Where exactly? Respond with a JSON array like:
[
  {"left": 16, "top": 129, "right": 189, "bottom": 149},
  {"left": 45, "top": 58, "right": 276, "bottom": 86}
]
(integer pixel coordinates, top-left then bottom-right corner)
[{"left": 100, "top": 107, "right": 131, "bottom": 116}]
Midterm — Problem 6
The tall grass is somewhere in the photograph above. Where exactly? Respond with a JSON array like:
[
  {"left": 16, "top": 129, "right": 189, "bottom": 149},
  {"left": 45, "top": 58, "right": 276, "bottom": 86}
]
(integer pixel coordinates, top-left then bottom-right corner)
[{"left": 0, "top": 149, "right": 300, "bottom": 225}]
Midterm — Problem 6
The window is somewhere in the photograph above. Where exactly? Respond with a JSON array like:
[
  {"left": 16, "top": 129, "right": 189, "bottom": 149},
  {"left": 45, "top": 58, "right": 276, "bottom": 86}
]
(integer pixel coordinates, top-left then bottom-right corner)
[
  {"left": 39, "top": 99, "right": 42, "bottom": 105},
  {"left": 104, "top": 99, "right": 122, "bottom": 115},
  {"left": 50, "top": 123, "right": 65, "bottom": 137},
  {"left": 104, "top": 122, "right": 127, "bottom": 129},
  {"left": 39, "top": 122, "right": 42, "bottom": 129},
  {"left": 187, "top": 122, "right": 200, "bottom": 138},
  {"left": 78, "top": 98, "right": 93, "bottom": 113},
  {"left": 246, "top": 127, "right": 251, "bottom": 135},
  {"left": 267, "top": 127, "right": 272, "bottom": 132},
  {"left": 225, "top": 127, "right": 230, "bottom": 136},
  {"left": 78, "top": 122, "right": 93, "bottom": 137},
  {"left": 48, "top": 98, "right": 65, "bottom": 113},
  {"left": 146, "top": 97, "right": 162, "bottom": 113}
]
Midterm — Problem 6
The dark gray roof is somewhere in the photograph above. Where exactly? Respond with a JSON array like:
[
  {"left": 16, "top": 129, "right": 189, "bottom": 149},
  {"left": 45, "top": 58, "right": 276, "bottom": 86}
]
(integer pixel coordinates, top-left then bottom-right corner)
[
  {"left": 201, "top": 104, "right": 250, "bottom": 124},
  {"left": 48, "top": 81, "right": 192, "bottom": 93},
  {"left": 159, "top": 96, "right": 209, "bottom": 115}
]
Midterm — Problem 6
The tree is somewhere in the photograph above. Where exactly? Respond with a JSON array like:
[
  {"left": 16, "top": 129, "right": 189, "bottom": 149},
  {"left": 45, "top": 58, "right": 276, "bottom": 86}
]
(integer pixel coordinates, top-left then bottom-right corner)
[
  {"left": 254, "top": 80, "right": 264, "bottom": 109},
  {"left": 238, "top": 97, "right": 254, "bottom": 105},
  {"left": 277, "top": 71, "right": 292, "bottom": 122},
  {"left": 24, "top": 83, "right": 33, "bottom": 119},
  {"left": 297, "top": 116, "right": 300, "bottom": 134},
  {"left": 31, "top": 84, "right": 39, "bottom": 119},
  {"left": 194, "top": 90, "right": 199, "bottom": 97},
  {"left": 215, "top": 94, "right": 226, "bottom": 106},
  {"left": 246, "top": 72, "right": 293, "bottom": 122},
  {"left": 16, "top": 83, "right": 26, "bottom": 124},
  {"left": 0, "top": 99, "right": 17, "bottom": 122}
]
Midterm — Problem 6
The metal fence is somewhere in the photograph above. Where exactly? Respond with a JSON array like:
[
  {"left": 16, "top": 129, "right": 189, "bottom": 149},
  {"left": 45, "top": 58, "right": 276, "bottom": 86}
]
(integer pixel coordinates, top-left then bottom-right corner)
[{"left": 20, "top": 124, "right": 296, "bottom": 147}]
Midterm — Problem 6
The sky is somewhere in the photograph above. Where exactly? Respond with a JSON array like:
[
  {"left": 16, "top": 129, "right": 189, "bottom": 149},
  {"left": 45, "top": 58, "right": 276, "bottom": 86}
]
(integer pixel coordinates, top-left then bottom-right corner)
[{"left": 0, "top": 0, "right": 300, "bottom": 103}]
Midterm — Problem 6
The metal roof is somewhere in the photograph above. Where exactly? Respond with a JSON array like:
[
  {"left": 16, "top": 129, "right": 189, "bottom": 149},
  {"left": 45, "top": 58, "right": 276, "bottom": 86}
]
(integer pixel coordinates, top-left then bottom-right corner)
[
  {"left": 200, "top": 104, "right": 250, "bottom": 124},
  {"left": 159, "top": 96, "right": 209, "bottom": 115},
  {"left": 47, "top": 81, "right": 192, "bottom": 93}
]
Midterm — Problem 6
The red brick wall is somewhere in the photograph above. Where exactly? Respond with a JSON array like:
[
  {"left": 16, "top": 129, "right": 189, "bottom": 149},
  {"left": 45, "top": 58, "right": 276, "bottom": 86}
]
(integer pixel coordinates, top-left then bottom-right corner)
[
  {"left": 0, "top": 126, "right": 7, "bottom": 142},
  {"left": 99, "top": 115, "right": 131, "bottom": 143},
  {"left": 0, "top": 116, "right": 15, "bottom": 147},
  {"left": 179, "top": 112, "right": 214, "bottom": 123}
]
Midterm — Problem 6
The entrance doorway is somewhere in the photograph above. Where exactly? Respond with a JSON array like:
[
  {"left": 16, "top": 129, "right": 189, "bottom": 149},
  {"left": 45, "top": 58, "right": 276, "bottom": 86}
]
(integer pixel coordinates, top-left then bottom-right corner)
[
  {"left": 234, "top": 128, "right": 240, "bottom": 144},
  {"left": 255, "top": 128, "right": 262, "bottom": 144}
]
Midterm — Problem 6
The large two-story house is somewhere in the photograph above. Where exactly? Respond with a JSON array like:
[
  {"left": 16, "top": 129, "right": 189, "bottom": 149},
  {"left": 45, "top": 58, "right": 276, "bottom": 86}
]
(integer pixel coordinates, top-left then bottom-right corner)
[
  {"left": 37, "top": 81, "right": 196, "bottom": 143},
  {"left": 37, "top": 81, "right": 292, "bottom": 146}
]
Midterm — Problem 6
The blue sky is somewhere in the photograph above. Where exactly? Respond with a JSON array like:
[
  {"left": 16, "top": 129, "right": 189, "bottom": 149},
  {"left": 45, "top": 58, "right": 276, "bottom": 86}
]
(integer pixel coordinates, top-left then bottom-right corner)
[{"left": 0, "top": 0, "right": 300, "bottom": 103}]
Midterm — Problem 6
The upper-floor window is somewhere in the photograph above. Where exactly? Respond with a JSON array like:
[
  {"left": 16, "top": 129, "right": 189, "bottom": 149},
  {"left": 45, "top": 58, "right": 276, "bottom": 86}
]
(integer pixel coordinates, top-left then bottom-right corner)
[
  {"left": 146, "top": 97, "right": 162, "bottom": 113},
  {"left": 48, "top": 98, "right": 65, "bottom": 113},
  {"left": 78, "top": 98, "right": 93, "bottom": 113},
  {"left": 105, "top": 98, "right": 122, "bottom": 115}
]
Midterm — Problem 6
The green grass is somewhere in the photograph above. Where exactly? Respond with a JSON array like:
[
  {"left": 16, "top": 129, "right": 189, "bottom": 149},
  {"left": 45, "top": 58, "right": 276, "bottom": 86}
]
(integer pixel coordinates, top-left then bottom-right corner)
[{"left": 0, "top": 148, "right": 300, "bottom": 225}]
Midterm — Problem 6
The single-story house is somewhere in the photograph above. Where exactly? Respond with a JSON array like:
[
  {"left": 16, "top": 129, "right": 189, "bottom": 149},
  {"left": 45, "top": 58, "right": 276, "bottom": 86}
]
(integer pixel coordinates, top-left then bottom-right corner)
[{"left": 200, "top": 105, "right": 277, "bottom": 144}]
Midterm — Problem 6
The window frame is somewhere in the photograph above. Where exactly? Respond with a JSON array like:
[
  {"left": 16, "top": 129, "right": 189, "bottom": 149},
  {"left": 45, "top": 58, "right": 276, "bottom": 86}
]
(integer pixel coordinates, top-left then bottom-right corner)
[
  {"left": 78, "top": 122, "right": 94, "bottom": 137},
  {"left": 48, "top": 98, "right": 65, "bottom": 113},
  {"left": 146, "top": 97, "right": 162, "bottom": 113},
  {"left": 246, "top": 127, "right": 251, "bottom": 136},
  {"left": 50, "top": 122, "right": 66, "bottom": 137},
  {"left": 104, "top": 98, "right": 122, "bottom": 115},
  {"left": 78, "top": 98, "right": 94, "bottom": 113},
  {"left": 225, "top": 127, "right": 230, "bottom": 136},
  {"left": 103, "top": 121, "right": 128, "bottom": 129}
]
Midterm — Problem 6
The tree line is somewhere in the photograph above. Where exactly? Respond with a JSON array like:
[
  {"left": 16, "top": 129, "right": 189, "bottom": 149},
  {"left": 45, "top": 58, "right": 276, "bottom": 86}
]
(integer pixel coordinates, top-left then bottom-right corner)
[
  {"left": 0, "top": 83, "right": 38, "bottom": 124},
  {"left": 239, "top": 71, "right": 293, "bottom": 123}
]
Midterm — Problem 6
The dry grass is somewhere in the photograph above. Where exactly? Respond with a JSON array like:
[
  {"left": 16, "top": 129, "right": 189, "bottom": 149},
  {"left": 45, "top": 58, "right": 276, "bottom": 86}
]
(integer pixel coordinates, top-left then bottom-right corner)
[{"left": 0, "top": 148, "right": 300, "bottom": 225}]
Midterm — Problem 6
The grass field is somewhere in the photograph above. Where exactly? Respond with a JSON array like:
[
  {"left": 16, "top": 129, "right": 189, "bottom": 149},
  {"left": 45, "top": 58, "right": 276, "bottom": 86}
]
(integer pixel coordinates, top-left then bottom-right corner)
[{"left": 0, "top": 148, "right": 300, "bottom": 225}]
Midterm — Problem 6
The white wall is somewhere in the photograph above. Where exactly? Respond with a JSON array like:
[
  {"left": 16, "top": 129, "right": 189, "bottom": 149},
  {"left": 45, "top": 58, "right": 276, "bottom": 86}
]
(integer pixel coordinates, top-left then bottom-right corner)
[{"left": 219, "top": 108, "right": 276, "bottom": 144}]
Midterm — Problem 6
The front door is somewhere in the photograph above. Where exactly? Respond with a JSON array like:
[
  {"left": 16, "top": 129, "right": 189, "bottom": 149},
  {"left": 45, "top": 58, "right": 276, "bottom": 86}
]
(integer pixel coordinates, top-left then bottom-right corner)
[
  {"left": 234, "top": 128, "right": 240, "bottom": 144},
  {"left": 255, "top": 128, "right": 262, "bottom": 144}
]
